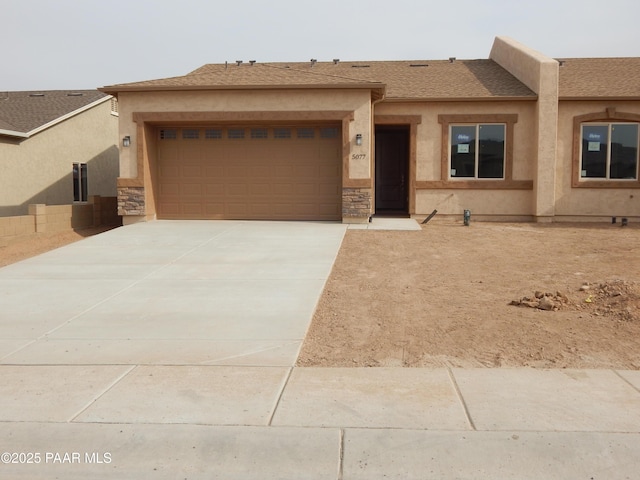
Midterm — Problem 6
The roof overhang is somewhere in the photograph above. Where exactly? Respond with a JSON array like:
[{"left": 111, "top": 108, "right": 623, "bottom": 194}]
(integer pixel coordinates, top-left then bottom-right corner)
[
  {"left": 0, "top": 128, "right": 28, "bottom": 139},
  {"left": 100, "top": 83, "right": 385, "bottom": 96},
  {"left": 559, "top": 96, "right": 640, "bottom": 101},
  {"left": 381, "top": 95, "right": 538, "bottom": 103}
]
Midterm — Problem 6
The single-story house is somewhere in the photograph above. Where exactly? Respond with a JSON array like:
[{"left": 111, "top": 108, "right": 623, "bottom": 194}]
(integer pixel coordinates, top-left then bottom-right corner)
[
  {"left": 100, "top": 36, "right": 640, "bottom": 224},
  {"left": 0, "top": 90, "right": 119, "bottom": 216}
]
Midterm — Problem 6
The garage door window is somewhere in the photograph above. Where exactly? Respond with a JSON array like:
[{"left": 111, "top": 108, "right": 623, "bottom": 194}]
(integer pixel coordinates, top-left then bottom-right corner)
[
  {"left": 160, "top": 129, "right": 177, "bottom": 140},
  {"left": 183, "top": 129, "right": 199, "bottom": 139},
  {"left": 228, "top": 129, "right": 245, "bottom": 139},
  {"left": 251, "top": 128, "right": 268, "bottom": 139},
  {"left": 274, "top": 128, "right": 292, "bottom": 139},
  {"left": 320, "top": 127, "right": 339, "bottom": 139},
  {"left": 205, "top": 129, "right": 222, "bottom": 139},
  {"left": 297, "top": 128, "right": 315, "bottom": 139}
]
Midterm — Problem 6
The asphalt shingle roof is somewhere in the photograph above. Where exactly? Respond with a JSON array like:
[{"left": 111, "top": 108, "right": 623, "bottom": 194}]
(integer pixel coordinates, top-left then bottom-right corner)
[
  {"left": 558, "top": 58, "right": 640, "bottom": 99},
  {"left": 102, "top": 59, "right": 536, "bottom": 100},
  {"left": 0, "top": 90, "right": 109, "bottom": 136}
]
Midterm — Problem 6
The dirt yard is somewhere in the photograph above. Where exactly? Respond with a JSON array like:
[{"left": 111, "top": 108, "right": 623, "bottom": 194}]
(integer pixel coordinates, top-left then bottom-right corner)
[{"left": 298, "top": 221, "right": 640, "bottom": 369}]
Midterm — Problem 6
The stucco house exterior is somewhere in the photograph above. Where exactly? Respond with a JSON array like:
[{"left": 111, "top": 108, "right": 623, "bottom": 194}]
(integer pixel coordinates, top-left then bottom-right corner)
[
  {"left": 100, "top": 36, "right": 640, "bottom": 225},
  {"left": 0, "top": 90, "right": 119, "bottom": 217}
]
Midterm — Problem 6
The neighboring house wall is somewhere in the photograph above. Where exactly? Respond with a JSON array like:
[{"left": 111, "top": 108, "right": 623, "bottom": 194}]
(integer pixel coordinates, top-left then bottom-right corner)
[
  {"left": 0, "top": 100, "right": 119, "bottom": 216},
  {"left": 116, "top": 88, "right": 373, "bottom": 222},
  {"left": 555, "top": 100, "right": 640, "bottom": 219}
]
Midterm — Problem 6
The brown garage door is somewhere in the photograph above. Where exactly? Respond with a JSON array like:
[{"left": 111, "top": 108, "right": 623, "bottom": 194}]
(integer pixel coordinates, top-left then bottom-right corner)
[{"left": 156, "top": 125, "right": 342, "bottom": 220}]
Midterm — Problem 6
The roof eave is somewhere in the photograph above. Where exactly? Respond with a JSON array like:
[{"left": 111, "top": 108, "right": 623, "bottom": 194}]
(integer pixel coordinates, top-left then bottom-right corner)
[
  {"left": 381, "top": 95, "right": 538, "bottom": 103},
  {"left": 559, "top": 96, "right": 640, "bottom": 101},
  {"left": 100, "top": 83, "right": 384, "bottom": 94},
  {"left": 0, "top": 128, "right": 29, "bottom": 138}
]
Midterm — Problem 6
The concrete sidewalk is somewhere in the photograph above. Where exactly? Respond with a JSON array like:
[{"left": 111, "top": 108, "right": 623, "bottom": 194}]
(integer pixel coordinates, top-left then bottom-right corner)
[{"left": 1, "top": 220, "right": 639, "bottom": 479}]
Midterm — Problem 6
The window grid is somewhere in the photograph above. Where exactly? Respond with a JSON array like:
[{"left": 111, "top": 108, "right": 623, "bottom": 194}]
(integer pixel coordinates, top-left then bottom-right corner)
[
  {"left": 320, "top": 127, "right": 339, "bottom": 139},
  {"left": 297, "top": 128, "right": 315, "bottom": 139},
  {"left": 251, "top": 128, "right": 268, "bottom": 139},
  {"left": 205, "top": 129, "right": 222, "bottom": 139},
  {"left": 228, "top": 128, "right": 245, "bottom": 139},
  {"left": 159, "top": 129, "right": 177, "bottom": 140},
  {"left": 182, "top": 129, "right": 200, "bottom": 140},
  {"left": 274, "top": 128, "right": 292, "bottom": 139}
]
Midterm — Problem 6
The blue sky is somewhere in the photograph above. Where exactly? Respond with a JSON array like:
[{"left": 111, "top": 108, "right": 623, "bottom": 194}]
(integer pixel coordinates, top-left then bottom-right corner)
[{"left": 2, "top": 0, "right": 639, "bottom": 91}]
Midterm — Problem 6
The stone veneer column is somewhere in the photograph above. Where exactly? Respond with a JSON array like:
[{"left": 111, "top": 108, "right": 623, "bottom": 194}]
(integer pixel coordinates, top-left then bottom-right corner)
[
  {"left": 342, "top": 188, "right": 372, "bottom": 223},
  {"left": 117, "top": 186, "right": 145, "bottom": 216}
]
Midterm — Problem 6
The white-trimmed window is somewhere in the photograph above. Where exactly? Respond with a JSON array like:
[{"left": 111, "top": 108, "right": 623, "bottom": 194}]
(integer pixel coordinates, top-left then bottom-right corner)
[
  {"left": 73, "top": 163, "right": 88, "bottom": 202},
  {"left": 450, "top": 124, "right": 505, "bottom": 179},
  {"left": 580, "top": 123, "right": 639, "bottom": 180}
]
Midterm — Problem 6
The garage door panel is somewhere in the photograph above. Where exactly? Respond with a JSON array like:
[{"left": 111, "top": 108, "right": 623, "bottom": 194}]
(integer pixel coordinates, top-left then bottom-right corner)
[
  {"left": 203, "top": 166, "right": 224, "bottom": 178},
  {"left": 157, "top": 125, "right": 341, "bottom": 220},
  {"left": 181, "top": 166, "right": 202, "bottom": 179},
  {"left": 181, "top": 203, "right": 204, "bottom": 215},
  {"left": 204, "top": 184, "right": 225, "bottom": 195},
  {"left": 226, "top": 184, "right": 249, "bottom": 196},
  {"left": 180, "top": 183, "right": 202, "bottom": 196}
]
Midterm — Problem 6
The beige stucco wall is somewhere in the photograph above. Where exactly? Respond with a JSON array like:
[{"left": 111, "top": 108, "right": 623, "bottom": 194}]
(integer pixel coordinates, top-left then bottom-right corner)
[
  {"left": 117, "top": 89, "right": 373, "bottom": 181},
  {"left": 375, "top": 100, "right": 537, "bottom": 216},
  {"left": 0, "top": 100, "right": 119, "bottom": 216},
  {"left": 555, "top": 100, "right": 640, "bottom": 218},
  {"left": 490, "top": 36, "right": 559, "bottom": 220}
]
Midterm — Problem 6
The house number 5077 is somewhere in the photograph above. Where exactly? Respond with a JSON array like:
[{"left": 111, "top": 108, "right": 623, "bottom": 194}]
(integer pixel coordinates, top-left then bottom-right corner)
[{"left": 351, "top": 154, "right": 366, "bottom": 160}]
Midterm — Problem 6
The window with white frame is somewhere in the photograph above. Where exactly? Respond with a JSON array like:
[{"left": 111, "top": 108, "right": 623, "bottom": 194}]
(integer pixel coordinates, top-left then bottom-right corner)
[
  {"left": 450, "top": 124, "right": 505, "bottom": 179},
  {"left": 73, "top": 163, "right": 88, "bottom": 202},
  {"left": 580, "top": 123, "right": 639, "bottom": 180}
]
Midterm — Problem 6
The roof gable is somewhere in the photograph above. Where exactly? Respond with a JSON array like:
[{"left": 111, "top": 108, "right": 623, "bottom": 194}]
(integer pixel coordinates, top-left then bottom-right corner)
[{"left": 0, "top": 90, "right": 110, "bottom": 138}]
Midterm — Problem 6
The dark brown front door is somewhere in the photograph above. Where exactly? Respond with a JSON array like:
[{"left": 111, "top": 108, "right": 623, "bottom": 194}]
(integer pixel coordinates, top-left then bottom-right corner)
[{"left": 375, "top": 126, "right": 409, "bottom": 214}]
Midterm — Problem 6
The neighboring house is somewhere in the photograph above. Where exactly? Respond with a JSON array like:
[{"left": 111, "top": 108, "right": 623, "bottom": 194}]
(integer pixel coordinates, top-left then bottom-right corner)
[
  {"left": 0, "top": 90, "right": 119, "bottom": 216},
  {"left": 100, "top": 36, "right": 640, "bottom": 225}
]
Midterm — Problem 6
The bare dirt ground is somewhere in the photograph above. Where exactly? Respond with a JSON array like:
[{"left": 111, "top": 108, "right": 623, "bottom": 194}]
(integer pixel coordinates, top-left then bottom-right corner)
[
  {"left": 0, "top": 226, "right": 118, "bottom": 268},
  {"left": 298, "top": 221, "right": 640, "bottom": 369}
]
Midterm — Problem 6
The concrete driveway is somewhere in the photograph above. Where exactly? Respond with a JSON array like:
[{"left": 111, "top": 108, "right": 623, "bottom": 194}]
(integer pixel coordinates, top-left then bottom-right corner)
[{"left": 0, "top": 220, "right": 346, "bottom": 366}]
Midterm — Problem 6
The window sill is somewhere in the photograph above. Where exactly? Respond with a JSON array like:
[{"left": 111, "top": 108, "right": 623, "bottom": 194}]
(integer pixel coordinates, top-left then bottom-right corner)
[
  {"left": 572, "top": 179, "right": 640, "bottom": 189},
  {"left": 415, "top": 180, "right": 533, "bottom": 190}
]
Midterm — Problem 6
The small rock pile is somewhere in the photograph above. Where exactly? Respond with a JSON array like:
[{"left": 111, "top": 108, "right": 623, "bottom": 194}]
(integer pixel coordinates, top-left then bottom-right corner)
[
  {"left": 509, "top": 280, "right": 640, "bottom": 322},
  {"left": 509, "top": 291, "right": 569, "bottom": 311},
  {"left": 577, "top": 280, "right": 640, "bottom": 322}
]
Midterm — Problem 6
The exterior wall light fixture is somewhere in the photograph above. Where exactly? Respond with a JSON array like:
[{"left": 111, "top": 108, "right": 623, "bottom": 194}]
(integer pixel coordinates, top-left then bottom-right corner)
[
  {"left": 123, "top": 136, "right": 131, "bottom": 147},
  {"left": 355, "top": 133, "right": 362, "bottom": 146}
]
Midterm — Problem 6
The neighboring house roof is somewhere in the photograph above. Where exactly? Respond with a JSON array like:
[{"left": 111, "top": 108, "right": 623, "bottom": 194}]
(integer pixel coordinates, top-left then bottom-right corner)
[
  {"left": 558, "top": 58, "right": 640, "bottom": 100},
  {"left": 101, "top": 59, "right": 536, "bottom": 101},
  {"left": 0, "top": 90, "right": 111, "bottom": 138}
]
